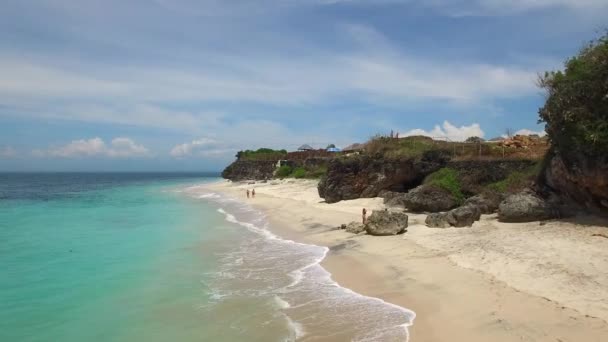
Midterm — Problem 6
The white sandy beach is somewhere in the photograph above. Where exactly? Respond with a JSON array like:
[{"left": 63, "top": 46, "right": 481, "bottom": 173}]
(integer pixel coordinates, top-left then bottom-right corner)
[{"left": 206, "top": 179, "right": 608, "bottom": 342}]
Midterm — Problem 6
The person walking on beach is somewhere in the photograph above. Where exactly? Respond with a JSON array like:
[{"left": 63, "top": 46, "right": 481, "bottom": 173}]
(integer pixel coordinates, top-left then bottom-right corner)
[
  {"left": 252, "top": 189, "right": 256, "bottom": 198},
  {"left": 246, "top": 189, "right": 250, "bottom": 198},
  {"left": 362, "top": 208, "right": 367, "bottom": 224}
]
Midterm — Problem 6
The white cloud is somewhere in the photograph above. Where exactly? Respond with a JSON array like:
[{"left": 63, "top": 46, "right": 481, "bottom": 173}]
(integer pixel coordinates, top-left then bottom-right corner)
[
  {"left": 403, "top": 121, "right": 485, "bottom": 141},
  {"left": 41, "top": 137, "right": 150, "bottom": 158},
  {"left": 0, "top": 146, "right": 17, "bottom": 158},
  {"left": 514, "top": 128, "right": 547, "bottom": 137},
  {"left": 170, "top": 137, "right": 219, "bottom": 157},
  {"left": 319, "top": 0, "right": 608, "bottom": 15}
]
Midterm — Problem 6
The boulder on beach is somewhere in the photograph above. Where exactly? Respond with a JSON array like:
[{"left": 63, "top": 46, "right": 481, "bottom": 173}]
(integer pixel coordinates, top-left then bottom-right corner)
[
  {"left": 344, "top": 221, "right": 366, "bottom": 234},
  {"left": 498, "top": 191, "right": 554, "bottom": 223},
  {"left": 425, "top": 204, "right": 482, "bottom": 228},
  {"left": 365, "top": 210, "right": 408, "bottom": 236},
  {"left": 446, "top": 205, "right": 481, "bottom": 227},
  {"left": 463, "top": 193, "right": 502, "bottom": 214},
  {"left": 425, "top": 212, "right": 450, "bottom": 228},
  {"left": 402, "top": 185, "right": 458, "bottom": 212}
]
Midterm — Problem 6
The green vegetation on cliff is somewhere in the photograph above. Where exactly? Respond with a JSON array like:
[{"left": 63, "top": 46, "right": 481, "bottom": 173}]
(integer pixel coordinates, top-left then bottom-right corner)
[
  {"left": 538, "top": 33, "right": 608, "bottom": 157},
  {"left": 424, "top": 168, "right": 465, "bottom": 204},
  {"left": 236, "top": 148, "right": 287, "bottom": 161}
]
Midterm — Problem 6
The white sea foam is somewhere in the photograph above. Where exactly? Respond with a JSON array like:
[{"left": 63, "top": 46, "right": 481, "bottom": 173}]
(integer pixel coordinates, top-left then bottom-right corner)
[
  {"left": 274, "top": 295, "right": 291, "bottom": 309},
  {"left": 195, "top": 187, "right": 416, "bottom": 341},
  {"left": 198, "top": 193, "right": 220, "bottom": 199}
]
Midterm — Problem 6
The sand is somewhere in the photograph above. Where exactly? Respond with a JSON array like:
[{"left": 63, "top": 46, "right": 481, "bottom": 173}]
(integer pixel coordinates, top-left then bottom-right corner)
[{"left": 206, "top": 179, "right": 608, "bottom": 341}]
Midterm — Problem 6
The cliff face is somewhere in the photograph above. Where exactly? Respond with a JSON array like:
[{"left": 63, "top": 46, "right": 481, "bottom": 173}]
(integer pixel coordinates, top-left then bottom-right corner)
[
  {"left": 542, "top": 149, "right": 608, "bottom": 214},
  {"left": 318, "top": 154, "right": 540, "bottom": 204},
  {"left": 221, "top": 160, "right": 277, "bottom": 181},
  {"left": 448, "top": 159, "right": 538, "bottom": 194},
  {"left": 318, "top": 150, "right": 451, "bottom": 204}
]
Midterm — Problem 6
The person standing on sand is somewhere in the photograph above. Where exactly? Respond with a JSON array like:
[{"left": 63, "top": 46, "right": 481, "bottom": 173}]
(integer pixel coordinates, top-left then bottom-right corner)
[
  {"left": 246, "top": 189, "right": 250, "bottom": 198},
  {"left": 252, "top": 189, "right": 256, "bottom": 198},
  {"left": 362, "top": 208, "right": 367, "bottom": 224}
]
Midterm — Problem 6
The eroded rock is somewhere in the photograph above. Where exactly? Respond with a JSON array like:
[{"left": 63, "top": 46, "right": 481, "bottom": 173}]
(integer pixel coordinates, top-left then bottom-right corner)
[
  {"left": 365, "top": 210, "right": 409, "bottom": 236},
  {"left": 498, "top": 191, "right": 554, "bottom": 222},
  {"left": 402, "top": 185, "right": 458, "bottom": 212}
]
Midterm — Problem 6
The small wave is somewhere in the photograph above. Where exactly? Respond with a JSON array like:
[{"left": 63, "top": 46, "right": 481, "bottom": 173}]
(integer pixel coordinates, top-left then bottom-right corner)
[
  {"left": 284, "top": 314, "right": 306, "bottom": 341},
  {"left": 192, "top": 189, "right": 416, "bottom": 341},
  {"left": 198, "top": 193, "right": 221, "bottom": 199},
  {"left": 274, "top": 295, "right": 291, "bottom": 309}
]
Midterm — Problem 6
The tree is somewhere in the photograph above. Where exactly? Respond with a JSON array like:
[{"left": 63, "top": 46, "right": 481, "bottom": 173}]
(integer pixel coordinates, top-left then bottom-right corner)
[
  {"left": 538, "top": 33, "right": 608, "bottom": 157},
  {"left": 326, "top": 144, "right": 336, "bottom": 149},
  {"left": 465, "top": 136, "right": 484, "bottom": 143}
]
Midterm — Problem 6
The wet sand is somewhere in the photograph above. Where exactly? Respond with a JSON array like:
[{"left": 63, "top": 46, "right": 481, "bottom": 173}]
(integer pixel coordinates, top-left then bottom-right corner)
[{"left": 207, "top": 179, "right": 608, "bottom": 341}]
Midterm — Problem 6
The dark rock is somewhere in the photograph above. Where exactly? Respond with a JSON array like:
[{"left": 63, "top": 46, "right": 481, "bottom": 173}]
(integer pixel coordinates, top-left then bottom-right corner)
[
  {"left": 498, "top": 191, "right": 554, "bottom": 222},
  {"left": 402, "top": 185, "right": 458, "bottom": 212},
  {"left": 542, "top": 152, "right": 608, "bottom": 216},
  {"left": 425, "top": 212, "right": 450, "bottom": 228},
  {"left": 365, "top": 210, "right": 409, "bottom": 236},
  {"left": 222, "top": 160, "right": 278, "bottom": 181},
  {"left": 463, "top": 193, "right": 502, "bottom": 214},
  {"left": 340, "top": 224, "right": 347, "bottom": 230},
  {"left": 448, "top": 159, "right": 538, "bottom": 194},
  {"left": 344, "top": 221, "right": 366, "bottom": 234},
  {"left": 384, "top": 193, "right": 409, "bottom": 207},
  {"left": 425, "top": 205, "right": 481, "bottom": 228},
  {"left": 378, "top": 190, "right": 398, "bottom": 200},
  {"left": 318, "top": 151, "right": 451, "bottom": 203},
  {"left": 446, "top": 205, "right": 481, "bottom": 227}
]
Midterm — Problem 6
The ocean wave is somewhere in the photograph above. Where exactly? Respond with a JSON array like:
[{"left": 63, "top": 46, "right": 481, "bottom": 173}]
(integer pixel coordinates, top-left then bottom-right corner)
[{"left": 193, "top": 187, "right": 416, "bottom": 341}]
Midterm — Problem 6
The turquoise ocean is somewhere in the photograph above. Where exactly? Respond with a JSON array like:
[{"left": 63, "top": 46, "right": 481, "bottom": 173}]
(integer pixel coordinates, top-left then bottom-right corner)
[{"left": 1, "top": 173, "right": 414, "bottom": 342}]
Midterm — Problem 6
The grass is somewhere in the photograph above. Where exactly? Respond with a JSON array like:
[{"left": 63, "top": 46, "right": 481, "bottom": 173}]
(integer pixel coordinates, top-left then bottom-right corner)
[
  {"left": 237, "top": 148, "right": 287, "bottom": 161},
  {"left": 292, "top": 167, "right": 307, "bottom": 179},
  {"left": 274, "top": 165, "right": 327, "bottom": 179},
  {"left": 486, "top": 163, "right": 541, "bottom": 193},
  {"left": 424, "top": 168, "right": 465, "bottom": 204},
  {"left": 275, "top": 165, "right": 293, "bottom": 178},
  {"left": 365, "top": 135, "right": 436, "bottom": 158}
]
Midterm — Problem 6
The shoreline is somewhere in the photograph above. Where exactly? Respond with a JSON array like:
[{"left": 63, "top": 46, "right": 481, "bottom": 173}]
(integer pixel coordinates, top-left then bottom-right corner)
[{"left": 206, "top": 179, "right": 608, "bottom": 342}]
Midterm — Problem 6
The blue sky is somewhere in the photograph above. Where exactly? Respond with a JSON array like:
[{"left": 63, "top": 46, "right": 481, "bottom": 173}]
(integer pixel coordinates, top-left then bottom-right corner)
[{"left": 1, "top": 0, "right": 607, "bottom": 171}]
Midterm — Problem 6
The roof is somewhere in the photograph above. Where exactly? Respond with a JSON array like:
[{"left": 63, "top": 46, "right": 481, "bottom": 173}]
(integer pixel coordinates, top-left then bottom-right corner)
[
  {"left": 327, "top": 147, "right": 341, "bottom": 152},
  {"left": 297, "top": 144, "right": 314, "bottom": 150}
]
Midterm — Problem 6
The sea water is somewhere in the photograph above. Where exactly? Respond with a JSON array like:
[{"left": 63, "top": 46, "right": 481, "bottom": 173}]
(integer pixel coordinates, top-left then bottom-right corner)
[{"left": 1, "top": 173, "right": 414, "bottom": 341}]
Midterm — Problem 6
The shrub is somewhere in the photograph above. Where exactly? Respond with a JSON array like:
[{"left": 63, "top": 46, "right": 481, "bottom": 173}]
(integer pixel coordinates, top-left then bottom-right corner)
[
  {"left": 292, "top": 167, "right": 307, "bottom": 179},
  {"left": 275, "top": 165, "right": 293, "bottom": 178},
  {"left": 538, "top": 33, "right": 608, "bottom": 158},
  {"left": 236, "top": 148, "right": 288, "bottom": 161},
  {"left": 424, "top": 168, "right": 464, "bottom": 204},
  {"left": 306, "top": 166, "right": 328, "bottom": 179},
  {"left": 486, "top": 164, "right": 541, "bottom": 193}
]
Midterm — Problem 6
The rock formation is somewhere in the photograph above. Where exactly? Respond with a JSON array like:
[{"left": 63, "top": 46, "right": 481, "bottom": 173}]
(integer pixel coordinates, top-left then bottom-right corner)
[
  {"left": 318, "top": 150, "right": 451, "bottom": 203},
  {"left": 542, "top": 151, "right": 608, "bottom": 216},
  {"left": 498, "top": 190, "right": 555, "bottom": 222},
  {"left": 343, "top": 221, "right": 365, "bottom": 234},
  {"left": 463, "top": 193, "right": 502, "bottom": 214},
  {"left": 221, "top": 160, "right": 278, "bottom": 181},
  {"left": 399, "top": 185, "right": 458, "bottom": 212},
  {"left": 365, "top": 210, "right": 409, "bottom": 236},
  {"left": 425, "top": 204, "right": 482, "bottom": 228}
]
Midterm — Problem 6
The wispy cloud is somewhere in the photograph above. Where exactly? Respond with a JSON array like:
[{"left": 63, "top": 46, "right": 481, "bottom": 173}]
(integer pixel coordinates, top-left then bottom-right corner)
[
  {"left": 35, "top": 137, "right": 150, "bottom": 158},
  {"left": 0, "top": 146, "right": 17, "bottom": 158}
]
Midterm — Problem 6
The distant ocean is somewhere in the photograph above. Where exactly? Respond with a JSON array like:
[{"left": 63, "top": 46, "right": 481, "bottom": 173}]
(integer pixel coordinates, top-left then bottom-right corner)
[{"left": 0, "top": 173, "right": 414, "bottom": 341}]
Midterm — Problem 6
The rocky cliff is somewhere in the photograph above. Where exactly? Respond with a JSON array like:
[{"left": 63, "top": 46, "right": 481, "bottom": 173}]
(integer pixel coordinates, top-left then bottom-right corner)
[
  {"left": 221, "top": 160, "right": 277, "bottom": 181},
  {"left": 541, "top": 149, "right": 608, "bottom": 215},
  {"left": 317, "top": 150, "right": 451, "bottom": 203},
  {"left": 447, "top": 159, "right": 538, "bottom": 195}
]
